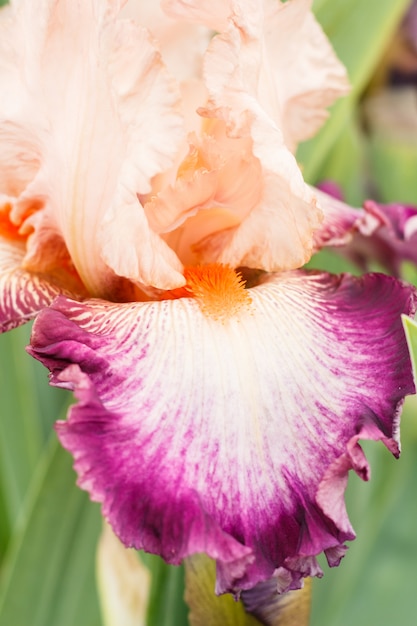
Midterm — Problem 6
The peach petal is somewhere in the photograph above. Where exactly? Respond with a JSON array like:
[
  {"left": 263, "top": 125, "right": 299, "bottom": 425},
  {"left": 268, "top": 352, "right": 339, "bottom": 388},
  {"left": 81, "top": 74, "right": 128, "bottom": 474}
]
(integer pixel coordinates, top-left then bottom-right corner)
[{"left": 1, "top": 0, "right": 185, "bottom": 296}]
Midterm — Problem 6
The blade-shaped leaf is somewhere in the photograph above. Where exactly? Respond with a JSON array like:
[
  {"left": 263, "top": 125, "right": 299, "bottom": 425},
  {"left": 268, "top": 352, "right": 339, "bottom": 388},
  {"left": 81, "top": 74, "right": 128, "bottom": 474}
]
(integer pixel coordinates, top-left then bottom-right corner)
[
  {"left": 0, "top": 325, "right": 69, "bottom": 530},
  {"left": 314, "top": 0, "right": 409, "bottom": 94},
  {"left": 403, "top": 316, "right": 417, "bottom": 384},
  {"left": 310, "top": 108, "right": 366, "bottom": 205},
  {"left": 0, "top": 436, "right": 102, "bottom": 626},
  {"left": 0, "top": 471, "right": 10, "bottom": 565},
  {"left": 138, "top": 552, "right": 189, "bottom": 626},
  {"left": 402, "top": 262, "right": 417, "bottom": 288},
  {"left": 368, "top": 135, "right": 417, "bottom": 205}
]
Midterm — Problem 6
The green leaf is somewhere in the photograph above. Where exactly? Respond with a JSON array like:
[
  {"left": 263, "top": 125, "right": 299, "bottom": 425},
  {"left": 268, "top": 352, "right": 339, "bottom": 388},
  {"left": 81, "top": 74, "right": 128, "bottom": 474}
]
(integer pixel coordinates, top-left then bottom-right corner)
[
  {"left": 308, "top": 109, "right": 366, "bottom": 206},
  {"left": 0, "top": 437, "right": 102, "bottom": 626},
  {"left": 313, "top": 0, "right": 409, "bottom": 95},
  {"left": 403, "top": 316, "right": 417, "bottom": 385},
  {"left": 306, "top": 248, "right": 361, "bottom": 276},
  {"left": 138, "top": 552, "right": 189, "bottom": 626},
  {"left": 0, "top": 325, "right": 69, "bottom": 531},
  {"left": 0, "top": 472, "right": 10, "bottom": 566},
  {"left": 299, "top": 0, "right": 410, "bottom": 183},
  {"left": 401, "top": 262, "right": 417, "bottom": 288},
  {"left": 367, "top": 134, "right": 417, "bottom": 205}
]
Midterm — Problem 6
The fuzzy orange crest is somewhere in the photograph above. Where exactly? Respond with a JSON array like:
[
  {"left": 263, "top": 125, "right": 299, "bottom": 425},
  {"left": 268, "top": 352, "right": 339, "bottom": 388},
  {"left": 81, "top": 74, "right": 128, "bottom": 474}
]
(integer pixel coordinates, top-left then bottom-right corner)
[{"left": 163, "top": 264, "right": 252, "bottom": 321}]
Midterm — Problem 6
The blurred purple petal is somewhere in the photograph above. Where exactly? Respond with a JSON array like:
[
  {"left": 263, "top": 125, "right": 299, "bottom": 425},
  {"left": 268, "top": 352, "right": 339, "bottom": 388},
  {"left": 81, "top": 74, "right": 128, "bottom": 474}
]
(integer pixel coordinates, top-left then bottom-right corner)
[
  {"left": 317, "top": 182, "right": 417, "bottom": 275},
  {"left": 241, "top": 576, "right": 311, "bottom": 625},
  {"left": 313, "top": 187, "right": 365, "bottom": 249}
]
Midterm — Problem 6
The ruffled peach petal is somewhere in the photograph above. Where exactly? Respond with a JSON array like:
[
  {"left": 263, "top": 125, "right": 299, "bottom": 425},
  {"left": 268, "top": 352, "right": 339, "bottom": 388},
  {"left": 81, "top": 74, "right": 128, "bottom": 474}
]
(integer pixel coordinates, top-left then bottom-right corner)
[
  {"left": 2, "top": 0, "right": 185, "bottom": 296},
  {"left": 262, "top": 0, "right": 350, "bottom": 151},
  {"left": 173, "top": 0, "right": 347, "bottom": 270},
  {"left": 147, "top": 131, "right": 258, "bottom": 228},
  {"left": 100, "top": 198, "right": 185, "bottom": 291},
  {"left": 208, "top": 127, "right": 322, "bottom": 272},
  {"left": 122, "top": 1, "right": 211, "bottom": 84},
  {"left": 161, "top": 0, "right": 232, "bottom": 31},
  {"left": 195, "top": 5, "right": 324, "bottom": 270},
  {"left": 148, "top": 15, "right": 324, "bottom": 272},
  {"left": 145, "top": 129, "right": 263, "bottom": 266},
  {"left": 169, "top": 0, "right": 349, "bottom": 150},
  {"left": 120, "top": 3, "right": 211, "bottom": 144},
  {"left": 146, "top": 157, "right": 220, "bottom": 234}
]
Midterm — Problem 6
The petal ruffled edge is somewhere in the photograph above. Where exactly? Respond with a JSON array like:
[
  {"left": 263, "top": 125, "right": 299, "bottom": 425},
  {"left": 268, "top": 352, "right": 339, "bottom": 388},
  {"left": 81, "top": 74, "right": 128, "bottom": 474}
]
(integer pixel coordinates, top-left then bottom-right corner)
[{"left": 28, "top": 271, "right": 417, "bottom": 594}]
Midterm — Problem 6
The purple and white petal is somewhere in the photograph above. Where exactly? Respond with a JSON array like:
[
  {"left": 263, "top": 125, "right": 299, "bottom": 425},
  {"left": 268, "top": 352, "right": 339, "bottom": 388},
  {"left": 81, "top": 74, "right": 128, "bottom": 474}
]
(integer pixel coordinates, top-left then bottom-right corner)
[
  {"left": 29, "top": 271, "right": 416, "bottom": 594},
  {"left": 0, "top": 237, "right": 65, "bottom": 331},
  {"left": 312, "top": 186, "right": 366, "bottom": 249}
]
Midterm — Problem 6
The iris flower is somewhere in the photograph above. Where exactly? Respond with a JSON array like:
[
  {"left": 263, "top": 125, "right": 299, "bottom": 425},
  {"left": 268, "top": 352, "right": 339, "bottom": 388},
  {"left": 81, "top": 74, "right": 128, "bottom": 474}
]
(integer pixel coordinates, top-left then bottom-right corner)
[
  {"left": 1, "top": 0, "right": 416, "bottom": 596},
  {"left": 319, "top": 182, "right": 417, "bottom": 275}
]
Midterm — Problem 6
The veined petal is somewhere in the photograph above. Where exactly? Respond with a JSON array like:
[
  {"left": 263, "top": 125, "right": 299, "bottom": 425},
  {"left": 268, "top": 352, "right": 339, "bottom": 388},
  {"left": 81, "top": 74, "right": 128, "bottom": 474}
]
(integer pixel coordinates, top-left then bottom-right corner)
[
  {"left": 29, "top": 271, "right": 416, "bottom": 593},
  {"left": 312, "top": 187, "right": 366, "bottom": 249},
  {"left": 0, "top": 236, "right": 73, "bottom": 331}
]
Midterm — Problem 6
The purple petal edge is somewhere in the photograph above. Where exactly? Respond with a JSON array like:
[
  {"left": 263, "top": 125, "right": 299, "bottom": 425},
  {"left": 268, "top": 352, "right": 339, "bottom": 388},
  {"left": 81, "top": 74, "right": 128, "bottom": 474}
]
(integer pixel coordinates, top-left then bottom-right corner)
[{"left": 28, "top": 272, "right": 417, "bottom": 594}]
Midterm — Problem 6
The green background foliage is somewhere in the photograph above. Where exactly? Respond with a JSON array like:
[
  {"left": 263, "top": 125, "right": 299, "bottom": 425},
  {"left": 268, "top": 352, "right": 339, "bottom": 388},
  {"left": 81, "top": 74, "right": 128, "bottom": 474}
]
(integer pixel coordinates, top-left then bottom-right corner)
[{"left": 1, "top": 0, "right": 417, "bottom": 625}]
